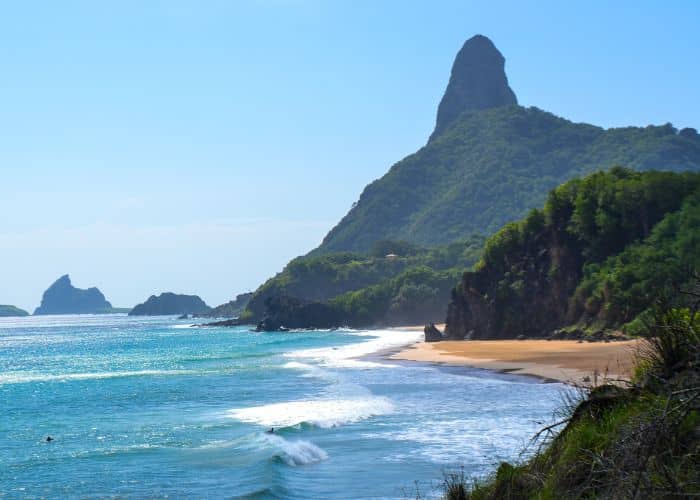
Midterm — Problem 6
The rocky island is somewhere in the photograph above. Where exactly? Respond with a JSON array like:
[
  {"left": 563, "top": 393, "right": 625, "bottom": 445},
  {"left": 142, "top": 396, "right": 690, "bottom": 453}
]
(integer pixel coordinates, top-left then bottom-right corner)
[
  {"left": 129, "top": 292, "right": 211, "bottom": 316},
  {"left": 0, "top": 305, "right": 29, "bottom": 317},
  {"left": 34, "top": 275, "right": 114, "bottom": 315}
]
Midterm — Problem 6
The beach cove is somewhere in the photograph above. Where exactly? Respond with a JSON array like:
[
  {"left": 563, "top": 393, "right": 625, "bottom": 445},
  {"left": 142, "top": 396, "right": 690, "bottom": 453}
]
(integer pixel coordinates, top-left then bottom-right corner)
[
  {"left": 391, "top": 334, "right": 640, "bottom": 386},
  {"left": 0, "top": 314, "right": 570, "bottom": 498}
]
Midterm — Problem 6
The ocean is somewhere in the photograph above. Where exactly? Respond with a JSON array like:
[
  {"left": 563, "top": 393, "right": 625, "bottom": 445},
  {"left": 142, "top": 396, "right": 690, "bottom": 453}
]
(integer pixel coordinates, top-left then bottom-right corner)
[{"left": 0, "top": 315, "right": 568, "bottom": 498}]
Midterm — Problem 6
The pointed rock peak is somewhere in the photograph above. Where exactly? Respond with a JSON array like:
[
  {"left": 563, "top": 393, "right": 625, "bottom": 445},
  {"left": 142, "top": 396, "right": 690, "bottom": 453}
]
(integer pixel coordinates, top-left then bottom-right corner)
[
  {"left": 430, "top": 35, "right": 517, "bottom": 141},
  {"left": 49, "top": 274, "right": 72, "bottom": 288}
]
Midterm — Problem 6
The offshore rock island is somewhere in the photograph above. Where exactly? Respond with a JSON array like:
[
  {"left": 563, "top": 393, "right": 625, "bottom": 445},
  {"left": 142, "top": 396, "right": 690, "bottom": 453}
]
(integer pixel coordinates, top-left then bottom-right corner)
[
  {"left": 34, "top": 275, "right": 114, "bottom": 315},
  {"left": 129, "top": 292, "right": 211, "bottom": 316}
]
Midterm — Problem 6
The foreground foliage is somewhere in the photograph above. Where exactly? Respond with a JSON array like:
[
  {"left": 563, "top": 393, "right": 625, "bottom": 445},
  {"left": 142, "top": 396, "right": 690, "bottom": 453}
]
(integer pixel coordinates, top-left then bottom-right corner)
[{"left": 442, "top": 283, "right": 700, "bottom": 499}]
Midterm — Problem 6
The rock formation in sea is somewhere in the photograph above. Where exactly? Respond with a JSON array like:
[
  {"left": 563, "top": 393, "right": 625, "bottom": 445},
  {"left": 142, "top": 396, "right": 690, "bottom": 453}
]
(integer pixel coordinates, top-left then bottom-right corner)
[
  {"left": 429, "top": 34, "right": 517, "bottom": 141},
  {"left": 0, "top": 305, "right": 30, "bottom": 317},
  {"left": 128, "top": 292, "right": 211, "bottom": 316},
  {"left": 34, "top": 275, "right": 113, "bottom": 315}
]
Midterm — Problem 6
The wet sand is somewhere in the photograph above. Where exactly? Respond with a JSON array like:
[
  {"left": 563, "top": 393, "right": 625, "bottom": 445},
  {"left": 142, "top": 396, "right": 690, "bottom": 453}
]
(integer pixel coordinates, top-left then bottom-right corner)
[{"left": 391, "top": 338, "right": 642, "bottom": 385}]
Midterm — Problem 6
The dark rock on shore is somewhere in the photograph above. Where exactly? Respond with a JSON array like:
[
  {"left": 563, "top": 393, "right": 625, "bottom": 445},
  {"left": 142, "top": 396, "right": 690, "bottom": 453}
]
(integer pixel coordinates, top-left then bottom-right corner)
[
  {"left": 34, "top": 275, "right": 113, "bottom": 315},
  {"left": 424, "top": 323, "right": 444, "bottom": 342},
  {"left": 254, "top": 296, "right": 342, "bottom": 331},
  {"left": 129, "top": 293, "right": 211, "bottom": 316},
  {"left": 201, "top": 317, "right": 246, "bottom": 327}
]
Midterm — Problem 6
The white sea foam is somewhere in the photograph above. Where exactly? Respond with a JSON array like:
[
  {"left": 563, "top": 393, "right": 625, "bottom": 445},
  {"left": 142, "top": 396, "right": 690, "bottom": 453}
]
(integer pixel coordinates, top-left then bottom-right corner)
[
  {"left": 229, "top": 396, "right": 394, "bottom": 428},
  {"left": 0, "top": 369, "right": 192, "bottom": 385},
  {"left": 284, "top": 328, "right": 423, "bottom": 369},
  {"left": 197, "top": 433, "right": 327, "bottom": 466},
  {"left": 263, "top": 434, "right": 328, "bottom": 466}
]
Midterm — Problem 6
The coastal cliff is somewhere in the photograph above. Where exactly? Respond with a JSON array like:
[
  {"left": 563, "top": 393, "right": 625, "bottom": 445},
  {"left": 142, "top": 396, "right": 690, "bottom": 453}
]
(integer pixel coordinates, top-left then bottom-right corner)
[
  {"left": 445, "top": 168, "right": 700, "bottom": 339},
  {"left": 34, "top": 275, "right": 113, "bottom": 315},
  {"left": 129, "top": 293, "right": 211, "bottom": 316}
]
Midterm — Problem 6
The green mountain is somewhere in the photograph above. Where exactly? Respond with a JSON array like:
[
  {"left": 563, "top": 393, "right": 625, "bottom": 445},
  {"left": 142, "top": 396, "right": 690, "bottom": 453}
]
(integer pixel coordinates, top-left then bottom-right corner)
[
  {"left": 240, "top": 34, "right": 700, "bottom": 329},
  {"left": 315, "top": 36, "right": 700, "bottom": 254},
  {"left": 0, "top": 305, "right": 29, "bottom": 317},
  {"left": 445, "top": 168, "right": 700, "bottom": 339}
]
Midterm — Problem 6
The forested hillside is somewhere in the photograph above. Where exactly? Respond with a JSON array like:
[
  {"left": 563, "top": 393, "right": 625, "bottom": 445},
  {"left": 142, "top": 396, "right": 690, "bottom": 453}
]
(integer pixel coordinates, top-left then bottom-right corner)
[
  {"left": 445, "top": 168, "right": 700, "bottom": 339},
  {"left": 243, "top": 237, "right": 484, "bottom": 328}
]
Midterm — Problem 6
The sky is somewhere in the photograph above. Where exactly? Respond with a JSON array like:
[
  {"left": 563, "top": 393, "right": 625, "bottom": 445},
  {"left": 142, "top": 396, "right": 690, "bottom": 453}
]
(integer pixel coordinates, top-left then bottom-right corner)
[{"left": 1, "top": 0, "right": 699, "bottom": 311}]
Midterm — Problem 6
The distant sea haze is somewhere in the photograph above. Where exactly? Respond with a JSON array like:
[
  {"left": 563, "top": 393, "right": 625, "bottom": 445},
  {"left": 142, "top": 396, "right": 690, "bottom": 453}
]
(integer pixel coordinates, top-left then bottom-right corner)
[{"left": 0, "top": 315, "right": 567, "bottom": 497}]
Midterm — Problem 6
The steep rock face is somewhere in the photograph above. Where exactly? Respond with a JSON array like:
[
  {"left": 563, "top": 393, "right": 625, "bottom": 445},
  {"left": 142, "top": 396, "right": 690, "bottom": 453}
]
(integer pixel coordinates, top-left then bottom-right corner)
[
  {"left": 129, "top": 292, "right": 211, "bottom": 316},
  {"left": 445, "top": 227, "right": 583, "bottom": 339},
  {"left": 430, "top": 34, "right": 517, "bottom": 141},
  {"left": 34, "top": 275, "right": 112, "bottom": 315}
]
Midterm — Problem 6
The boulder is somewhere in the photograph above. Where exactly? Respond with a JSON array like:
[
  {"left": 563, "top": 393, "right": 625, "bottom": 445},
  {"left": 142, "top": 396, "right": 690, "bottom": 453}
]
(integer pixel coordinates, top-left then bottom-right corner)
[{"left": 424, "top": 323, "right": 444, "bottom": 342}]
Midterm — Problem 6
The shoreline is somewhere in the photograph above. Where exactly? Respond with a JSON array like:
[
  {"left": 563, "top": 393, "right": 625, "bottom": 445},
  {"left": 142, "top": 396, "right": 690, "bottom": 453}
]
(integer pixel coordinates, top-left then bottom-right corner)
[{"left": 385, "top": 329, "right": 642, "bottom": 385}]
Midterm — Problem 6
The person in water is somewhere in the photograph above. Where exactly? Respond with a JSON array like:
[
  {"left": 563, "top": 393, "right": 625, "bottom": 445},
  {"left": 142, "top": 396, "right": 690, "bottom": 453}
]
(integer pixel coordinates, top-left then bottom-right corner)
[
  {"left": 266, "top": 427, "right": 274, "bottom": 434},
  {"left": 46, "top": 436, "right": 54, "bottom": 442}
]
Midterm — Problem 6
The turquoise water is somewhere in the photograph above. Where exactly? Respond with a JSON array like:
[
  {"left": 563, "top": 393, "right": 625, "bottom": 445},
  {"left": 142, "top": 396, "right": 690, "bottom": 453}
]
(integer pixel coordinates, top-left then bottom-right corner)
[{"left": 1, "top": 315, "right": 567, "bottom": 498}]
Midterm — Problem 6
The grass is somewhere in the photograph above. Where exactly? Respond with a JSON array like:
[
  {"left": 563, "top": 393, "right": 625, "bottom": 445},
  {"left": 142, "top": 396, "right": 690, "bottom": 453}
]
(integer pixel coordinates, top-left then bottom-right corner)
[{"left": 438, "top": 278, "right": 700, "bottom": 499}]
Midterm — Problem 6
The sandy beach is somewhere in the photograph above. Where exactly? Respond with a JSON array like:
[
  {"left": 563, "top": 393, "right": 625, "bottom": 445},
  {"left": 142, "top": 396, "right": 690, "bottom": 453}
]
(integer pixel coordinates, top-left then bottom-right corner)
[{"left": 391, "top": 336, "right": 642, "bottom": 385}]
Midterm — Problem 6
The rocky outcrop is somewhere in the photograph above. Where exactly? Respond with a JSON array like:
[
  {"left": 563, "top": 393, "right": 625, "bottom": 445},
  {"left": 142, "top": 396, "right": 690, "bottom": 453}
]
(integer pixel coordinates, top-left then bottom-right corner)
[
  {"left": 424, "top": 323, "right": 444, "bottom": 342},
  {"left": 34, "top": 275, "right": 113, "bottom": 315},
  {"left": 430, "top": 34, "right": 517, "bottom": 141},
  {"left": 0, "top": 305, "right": 29, "bottom": 317},
  {"left": 129, "top": 293, "right": 211, "bottom": 316},
  {"left": 206, "top": 292, "right": 253, "bottom": 318},
  {"left": 254, "top": 295, "right": 341, "bottom": 331}
]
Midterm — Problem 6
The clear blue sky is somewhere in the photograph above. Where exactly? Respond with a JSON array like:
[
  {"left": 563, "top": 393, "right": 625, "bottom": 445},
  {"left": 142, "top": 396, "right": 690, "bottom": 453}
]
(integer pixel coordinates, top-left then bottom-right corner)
[{"left": 2, "top": 0, "right": 699, "bottom": 311}]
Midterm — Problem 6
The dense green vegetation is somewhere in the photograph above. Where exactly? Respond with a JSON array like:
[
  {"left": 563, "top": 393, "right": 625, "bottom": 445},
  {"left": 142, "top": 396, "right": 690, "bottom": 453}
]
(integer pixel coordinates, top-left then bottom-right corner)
[
  {"left": 318, "top": 106, "right": 700, "bottom": 254},
  {"left": 243, "top": 236, "right": 484, "bottom": 328},
  {"left": 446, "top": 168, "right": 700, "bottom": 339},
  {"left": 442, "top": 283, "right": 700, "bottom": 499},
  {"left": 0, "top": 305, "right": 29, "bottom": 317}
]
